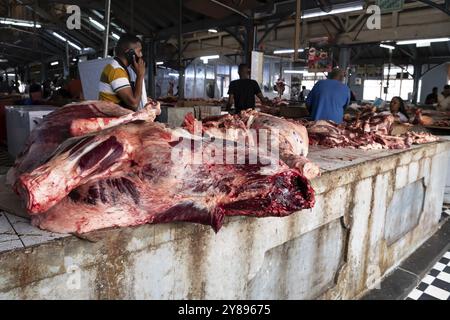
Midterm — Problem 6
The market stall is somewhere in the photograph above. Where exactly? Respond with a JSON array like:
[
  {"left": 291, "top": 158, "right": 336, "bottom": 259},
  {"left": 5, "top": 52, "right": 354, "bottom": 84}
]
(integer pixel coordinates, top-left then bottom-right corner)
[{"left": 0, "top": 140, "right": 448, "bottom": 299}]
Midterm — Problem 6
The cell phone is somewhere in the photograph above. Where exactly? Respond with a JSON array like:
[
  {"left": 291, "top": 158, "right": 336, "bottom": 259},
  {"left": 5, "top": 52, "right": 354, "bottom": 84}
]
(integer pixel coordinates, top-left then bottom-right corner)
[{"left": 125, "top": 49, "right": 139, "bottom": 65}]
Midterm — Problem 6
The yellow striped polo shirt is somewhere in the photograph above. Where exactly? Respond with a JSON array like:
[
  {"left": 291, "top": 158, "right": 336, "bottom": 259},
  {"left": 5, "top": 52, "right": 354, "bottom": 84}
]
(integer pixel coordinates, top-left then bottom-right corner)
[{"left": 98, "top": 59, "right": 131, "bottom": 104}]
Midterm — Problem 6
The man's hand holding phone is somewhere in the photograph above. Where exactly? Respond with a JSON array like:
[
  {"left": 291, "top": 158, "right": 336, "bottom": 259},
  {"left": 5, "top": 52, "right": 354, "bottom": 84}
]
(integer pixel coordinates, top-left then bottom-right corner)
[{"left": 133, "top": 55, "right": 146, "bottom": 78}]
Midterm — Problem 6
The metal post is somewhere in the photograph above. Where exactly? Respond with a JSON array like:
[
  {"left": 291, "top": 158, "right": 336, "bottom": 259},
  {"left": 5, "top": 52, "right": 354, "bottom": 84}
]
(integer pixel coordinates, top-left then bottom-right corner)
[
  {"left": 146, "top": 39, "right": 156, "bottom": 98},
  {"left": 293, "top": 0, "right": 301, "bottom": 61},
  {"left": 244, "top": 21, "right": 254, "bottom": 65},
  {"left": 40, "top": 62, "right": 47, "bottom": 83},
  {"left": 339, "top": 47, "right": 351, "bottom": 84},
  {"left": 412, "top": 63, "right": 422, "bottom": 104},
  {"left": 399, "top": 68, "right": 404, "bottom": 98},
  {"left": 385, "top": 50, "right": 392, "bottom": 100},
  {"left": 64, "top": 41, "right": 70, "bottom": 79},
  {"left": 178, "top": 0, "right": 185, "bottom": 100},
  {"left": 103, "top": 0, "right": 111, "bottom": 58},
  {"left": 130, "top": 0, "right": 134, "bottom": 34}
]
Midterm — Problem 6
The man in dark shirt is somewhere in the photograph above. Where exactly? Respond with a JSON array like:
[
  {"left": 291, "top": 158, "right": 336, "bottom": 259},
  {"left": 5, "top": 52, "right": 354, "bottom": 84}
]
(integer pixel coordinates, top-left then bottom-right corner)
[
  {"left": 226, "top": 64, "right": 270, "bottom": 114},
  {"left": 425, "top": 87, "right": 438, "bottom": 105}
]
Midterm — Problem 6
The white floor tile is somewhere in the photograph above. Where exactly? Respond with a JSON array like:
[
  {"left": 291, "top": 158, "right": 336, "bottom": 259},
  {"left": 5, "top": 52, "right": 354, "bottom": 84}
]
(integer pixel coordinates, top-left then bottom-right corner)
[
  {"left": 433, "top": 262, "right": 447, "bottom": 271},
  {"left": 437, "top": 272, "right": 450, "bottom": 283},
  {"left": 444, "top": 252, "right": 450, "bottom": 259},
  {"left": 4, "top": 213, "right": 69, "bottom": 247},
  {"left": 0, "top": 239, "right": 23, "bottom": 252},
  {"left": 424, "top": 285, "right": 450, "bottom": 300},
  {"left": 421, "top": 275, "right": 435, "bottom": 285},
  {"left": 0, "top": 213, "right": 19, "bottom": 243},
  {"left": 407, "top": 289, "right": 423, "bottom": 300}
]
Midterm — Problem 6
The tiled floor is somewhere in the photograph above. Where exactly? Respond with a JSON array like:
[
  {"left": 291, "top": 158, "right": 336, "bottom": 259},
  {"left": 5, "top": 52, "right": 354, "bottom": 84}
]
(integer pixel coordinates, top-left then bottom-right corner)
[
  {"left": 0, "top": 211, "right": 69, "bottom": 253},
  {"left": 0, "top": 145, "right": 14, "bottom": 175},
  {"left": 405, "top": 205, "right": 450, "bottom": 300},
  {"left": 406, "top": 250, "right": 450, "bottom": 300}
]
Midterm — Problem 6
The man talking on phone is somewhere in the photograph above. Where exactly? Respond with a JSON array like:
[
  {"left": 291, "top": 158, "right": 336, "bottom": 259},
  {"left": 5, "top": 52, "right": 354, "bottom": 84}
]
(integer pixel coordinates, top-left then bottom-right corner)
[{"left": 99, "top": 34, "right": 148, "bottom": 111}]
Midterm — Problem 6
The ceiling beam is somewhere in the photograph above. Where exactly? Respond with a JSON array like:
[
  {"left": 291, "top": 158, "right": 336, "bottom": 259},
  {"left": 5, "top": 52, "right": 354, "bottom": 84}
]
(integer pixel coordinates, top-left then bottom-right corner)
[
  {"left": 156, "top": 15, "right": 244, "bottom": 39},
  {"left": 416, "top": 0, "right": 450, "bottom": 15},
  {"left": 111, "top": 0, "right": 156, "bottom": 34},
  {"left": 338, "top": 21, "right": 450, "bottom": 45},
  {"left": 16, "top": 0, "right": 98, "bottom": 49}
]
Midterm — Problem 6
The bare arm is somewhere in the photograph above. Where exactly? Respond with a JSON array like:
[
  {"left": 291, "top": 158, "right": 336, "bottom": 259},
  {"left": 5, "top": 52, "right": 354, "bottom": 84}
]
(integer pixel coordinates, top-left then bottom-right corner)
[
  {"left": 226, "top": 94, "right": 235, "bottom": 111},
  {"left": 256, "top": 92, "right": 270, "bottom": 104}
]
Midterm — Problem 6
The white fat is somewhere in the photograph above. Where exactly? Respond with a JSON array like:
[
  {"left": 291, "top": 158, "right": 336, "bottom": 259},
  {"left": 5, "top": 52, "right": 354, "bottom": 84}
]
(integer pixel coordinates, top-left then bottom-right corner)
[{"left": 258, "top": 163, "right": 281, "bottom": 176}]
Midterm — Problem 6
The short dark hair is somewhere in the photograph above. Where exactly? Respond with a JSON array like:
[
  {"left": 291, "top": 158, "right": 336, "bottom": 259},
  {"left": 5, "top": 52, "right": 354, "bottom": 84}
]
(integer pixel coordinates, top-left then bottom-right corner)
[
  {"left": 115, "top": 34, "right": 142, "bottom": 56},
  {"left": 238, "top": 64, "right": 248, "bottom": 74},
  {"left": 391, "top": 96, "right": 408, "bottom": 117},
  {"left": 444, "top": 85, "right": 450, "bottom": 90},
  {"left": 433, "top": 87, "right": 438, "bottom": 91},
  {"left": 328, "top": 67, "right": 342, "bottom": 79}
]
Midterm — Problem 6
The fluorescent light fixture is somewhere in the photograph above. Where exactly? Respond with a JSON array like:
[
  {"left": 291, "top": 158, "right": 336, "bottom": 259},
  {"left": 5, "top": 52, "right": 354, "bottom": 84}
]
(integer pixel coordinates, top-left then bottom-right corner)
[
  {"left": 168, "top": 73, "right": 179, "bottom": 77},
  {"left": 380, "top": 44, "right": 395, "bottom": 50},
  {"left": 200, "top": 55, "right": 220, "bottom": 60},
  {"left": 208, "top": 29, "right": 218, "bottom": 33},
  {"left": 72, "top": 58, "right": 77, "bottom": 62},
  {"left": 274, "top": 49, "right": 305, "bottom": 54},
  {"left": 302, "top": 2, "right": 363, "bottom": 19},
  {"left": 417, "top": 42, "right": 430, "bottom": 47},
  {"left": 7, "top": 74, "right": 15, "bottom": 76},
  {"left": 396, "top": 37, "right": 450, "bottom": 45},
  {"left": 52, "top": 32, "right": 67, "bottom": 42},
  {"left": 0, "top": 59, "right": 7, "bottom": 63},
  {"left": 89, "top": 17, "right": 105, "bottom": 31},
  {"left": 0, "top": 18, "right": 41, "bottom": 28},
  {"left": 200, "top": 55, "right": 220, "bottom": 64},
  {"left": 50, "top": 61, "right": 59, "bottom": 66},
  {"left": 284, "top": 70, "right": 307, "bottom": 74},
  {"left": 52, "top": 32, "right": 82, "bottom": 51},
  {"left": 111, "top": 32, "right": 120, "bottom": 40},
  {"left": 156, "top": 61, "right": 164, "bottom": 65},
  {"left": 92, "top": 10, "right": 104, "bottom": 19}
]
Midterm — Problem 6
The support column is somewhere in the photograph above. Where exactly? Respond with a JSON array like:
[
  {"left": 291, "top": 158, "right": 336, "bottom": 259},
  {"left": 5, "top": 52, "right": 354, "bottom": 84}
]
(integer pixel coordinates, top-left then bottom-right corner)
[
  {"left": 338, "top": 47, "right": 351, "bottom": 70},
  {"left": 103, "top": 0, "right": 111, "bottom": 58},
  {"left": 63, "top": 41, "right": 70, "bottom": 79},
  {"left": 40, "top": 62, "right": 47, "bottom": 83},
  {"left": 338, "top": 46, "right": 351, "bottom": 83},
  {"left": 178, "top": 0, "right": 185, "bottom": 100},
  {"left": 244, "top": 20, "right": 255, "bottom": 65},
  {"left": 146, "top": 38, "right": 156, "bottom": 99},
  {"left": 293, "top": 0, "right": 302, "bottom": 61},
  {"left": 412, "top": 63, "right": 422, "bottom": 104}
]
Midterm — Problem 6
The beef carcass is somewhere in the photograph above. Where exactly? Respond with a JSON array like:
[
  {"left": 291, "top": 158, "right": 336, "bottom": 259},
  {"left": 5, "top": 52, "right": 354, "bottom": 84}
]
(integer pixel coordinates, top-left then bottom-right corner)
[
  {"left": 183, "top": 110, "right": 320, "bottom": 180},
  {"left": 7, "top": 100, "right": 159, "bottom": 184},
  {"left": 11, "top": 103, "right": 315, "bottom": 234},
  {"left": 306, "top": 113, "right": 438, "bottom": 150}
]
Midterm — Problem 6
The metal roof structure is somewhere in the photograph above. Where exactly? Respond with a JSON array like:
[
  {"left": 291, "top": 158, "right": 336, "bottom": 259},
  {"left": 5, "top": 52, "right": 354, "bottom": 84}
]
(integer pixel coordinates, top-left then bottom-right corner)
[{"left": 0, "top": 0, "right": 448, "bottom": 70}]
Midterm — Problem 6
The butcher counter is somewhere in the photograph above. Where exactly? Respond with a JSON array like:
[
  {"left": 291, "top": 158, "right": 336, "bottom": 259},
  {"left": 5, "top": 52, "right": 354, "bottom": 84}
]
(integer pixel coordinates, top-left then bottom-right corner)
[{"left": 0, "top": 140, "right": 449, "bottom": 299}]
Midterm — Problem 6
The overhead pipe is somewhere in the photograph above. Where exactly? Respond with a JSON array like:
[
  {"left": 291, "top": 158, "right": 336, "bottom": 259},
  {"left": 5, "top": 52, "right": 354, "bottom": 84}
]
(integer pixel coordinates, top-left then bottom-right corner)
[{"left": 210, "top": 0, "right": 249, "bottom": 19}]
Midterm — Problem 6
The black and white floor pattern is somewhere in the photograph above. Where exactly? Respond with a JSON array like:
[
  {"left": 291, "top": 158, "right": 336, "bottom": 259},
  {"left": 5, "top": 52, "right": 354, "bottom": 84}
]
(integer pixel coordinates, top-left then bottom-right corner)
[
  {"left": 405, "top": 205, "right": 450, "bottom": 300},
  {"left": 406, "top": 250, "right": 450, "bottom": 300}
]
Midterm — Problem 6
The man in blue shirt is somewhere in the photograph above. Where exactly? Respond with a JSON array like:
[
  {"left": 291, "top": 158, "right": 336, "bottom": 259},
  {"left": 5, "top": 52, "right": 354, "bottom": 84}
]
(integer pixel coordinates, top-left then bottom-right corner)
[{"left": 306, "top": 68, "right": 350, "bottom": 124}]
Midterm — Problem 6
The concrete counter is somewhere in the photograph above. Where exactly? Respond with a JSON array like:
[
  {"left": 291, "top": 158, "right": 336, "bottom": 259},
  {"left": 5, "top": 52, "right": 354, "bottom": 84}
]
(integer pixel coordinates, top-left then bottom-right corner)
[{"left": 0, "top": 141, "right": 449, "bottom": 299}]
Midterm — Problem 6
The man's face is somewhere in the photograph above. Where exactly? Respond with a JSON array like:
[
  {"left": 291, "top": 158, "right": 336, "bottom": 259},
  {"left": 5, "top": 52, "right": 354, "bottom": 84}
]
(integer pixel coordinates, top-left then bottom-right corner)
[
  {"left": 444, "top": 87, "right": 450, "bottom": 97},
  {"left": 131, "top": 42, "right": 143, "bottom": 58}
]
